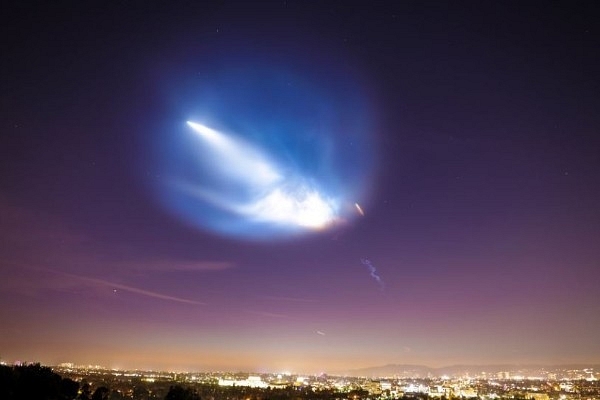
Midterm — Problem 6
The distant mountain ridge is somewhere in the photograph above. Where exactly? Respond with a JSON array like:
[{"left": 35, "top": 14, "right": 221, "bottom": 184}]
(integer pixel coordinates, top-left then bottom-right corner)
[{"left": 336, "top": 363, "right": 600, "bottom": 378}]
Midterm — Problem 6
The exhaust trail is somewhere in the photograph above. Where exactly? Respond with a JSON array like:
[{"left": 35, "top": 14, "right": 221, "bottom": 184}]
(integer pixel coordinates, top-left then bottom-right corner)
[{"left": 361, "top": 258, "right": 385, "bottom": 292}]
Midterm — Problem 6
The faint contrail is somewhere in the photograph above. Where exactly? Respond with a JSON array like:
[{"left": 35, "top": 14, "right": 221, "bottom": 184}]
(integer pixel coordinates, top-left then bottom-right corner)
[
  {"left": 46, "top": 269, "right": 206, "bottom": 305},
  {"left": 361, "top": 258, "right": 385, "bottom": 292}
]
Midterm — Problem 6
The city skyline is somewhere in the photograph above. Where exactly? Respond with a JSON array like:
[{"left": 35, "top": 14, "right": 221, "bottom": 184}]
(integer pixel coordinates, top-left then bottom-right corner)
[
  {"left": 1, "top": 2, "right": 599, "bottom": 374},
  {"left": 4, "top": 361, "right": 598, "bottom": 378}
]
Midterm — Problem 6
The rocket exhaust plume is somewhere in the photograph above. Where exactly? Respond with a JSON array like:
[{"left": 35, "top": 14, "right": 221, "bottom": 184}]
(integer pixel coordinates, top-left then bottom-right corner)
[{"left": 361, "top": 258, "right": 385, "bottom": 292}]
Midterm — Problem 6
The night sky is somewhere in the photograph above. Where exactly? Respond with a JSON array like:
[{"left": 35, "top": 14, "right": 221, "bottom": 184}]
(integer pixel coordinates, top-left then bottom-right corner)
[{"left": 2, "top": 1, "right": 600, "bottom": 373}]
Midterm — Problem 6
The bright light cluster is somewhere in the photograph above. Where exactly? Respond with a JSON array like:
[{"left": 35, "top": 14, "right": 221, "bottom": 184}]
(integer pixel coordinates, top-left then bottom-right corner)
[{"left": 150, "top": 61, "right": 375, "bottom": 240}]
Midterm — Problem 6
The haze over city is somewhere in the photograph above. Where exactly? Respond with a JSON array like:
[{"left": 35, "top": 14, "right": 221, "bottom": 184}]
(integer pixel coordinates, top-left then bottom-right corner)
[{"left": 1, "top": 1, "right": 599, "bottom": 374}]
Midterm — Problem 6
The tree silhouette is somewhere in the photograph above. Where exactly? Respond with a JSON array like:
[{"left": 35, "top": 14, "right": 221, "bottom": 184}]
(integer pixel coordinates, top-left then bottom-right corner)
[
  {"left": 108, "top": 389, "right": 125, "bottom": 400},
  {"left": 78, "top": 381, "right": 92, "bottom": 400},
  {"left": 92, "top": 386, "right": 110, "bottom": 400},
  {"left": 0, "top": 363, "right": 79, "bottom": 400},
  {"left": 165, "top": 385, "right": 201, "bottom": 400},
  {"left": 133, "top": 385, "right": 150, "bottom": 400}
]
